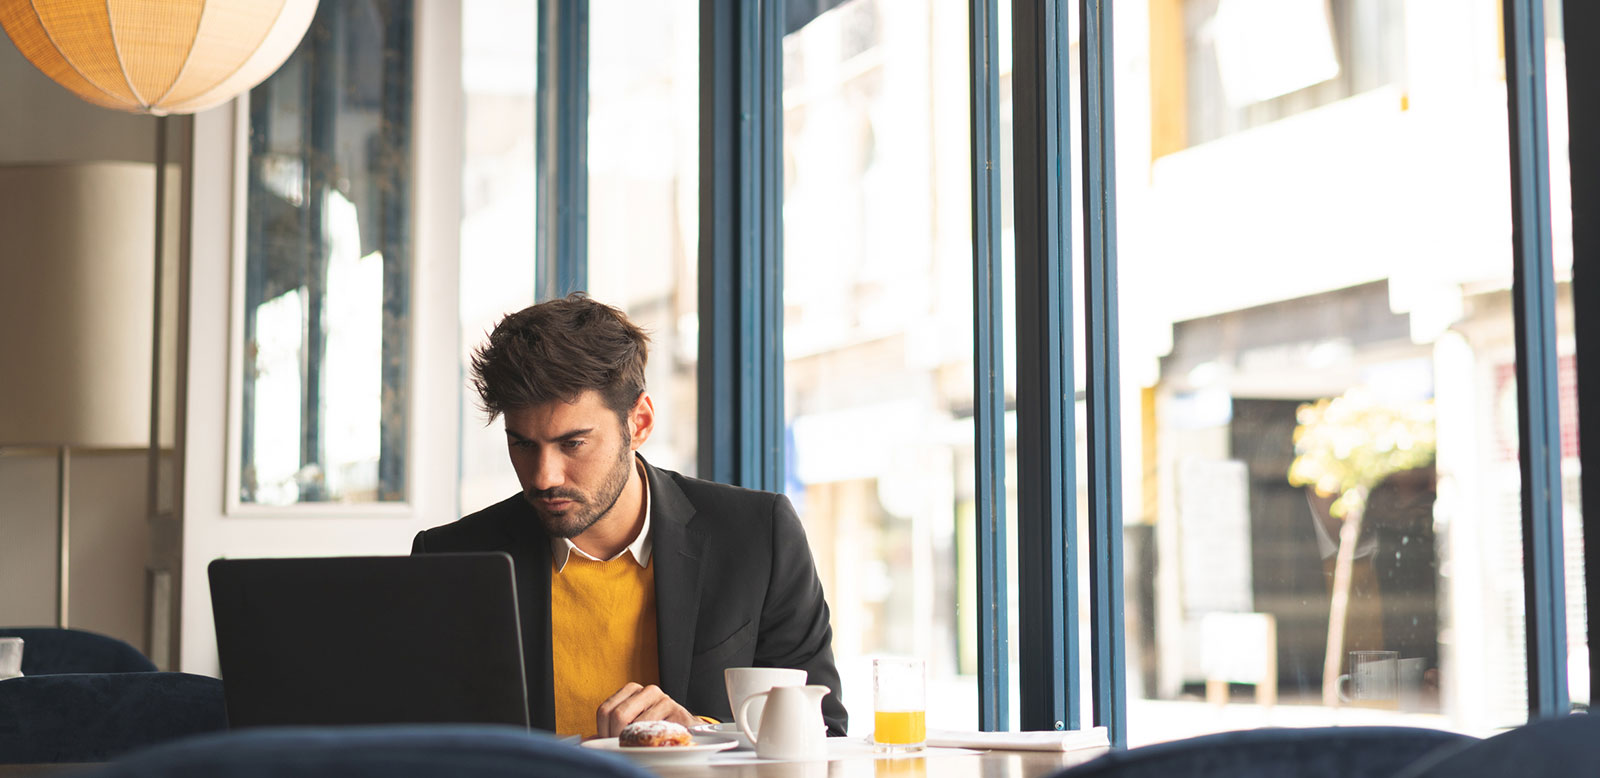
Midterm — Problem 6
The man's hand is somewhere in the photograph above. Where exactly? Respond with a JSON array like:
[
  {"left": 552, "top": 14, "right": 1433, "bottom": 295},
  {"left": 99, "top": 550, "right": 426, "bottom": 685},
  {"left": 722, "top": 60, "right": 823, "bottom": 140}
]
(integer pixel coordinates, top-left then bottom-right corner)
[{"left": 595, "top": 682, "right": 700, "bottom": 738}]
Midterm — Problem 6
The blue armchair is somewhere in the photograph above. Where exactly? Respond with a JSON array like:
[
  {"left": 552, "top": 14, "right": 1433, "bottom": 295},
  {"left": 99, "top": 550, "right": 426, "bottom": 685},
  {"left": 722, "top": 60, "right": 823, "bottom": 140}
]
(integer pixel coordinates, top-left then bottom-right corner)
[
  {"left": 0, "top": 672, "right": 227, "bottom": 763},
  {"left": 1054, "top": 726, "right": 1476, "bottom": 778},
  {"left": 84, "top": 725, "right": 655, "bottom": 778},
  {"left": 1393, "top": 713, "right": 1600, "bottom": 778},
  {"left": 0, "top": 628, "right": 158, "bottom": 675}
]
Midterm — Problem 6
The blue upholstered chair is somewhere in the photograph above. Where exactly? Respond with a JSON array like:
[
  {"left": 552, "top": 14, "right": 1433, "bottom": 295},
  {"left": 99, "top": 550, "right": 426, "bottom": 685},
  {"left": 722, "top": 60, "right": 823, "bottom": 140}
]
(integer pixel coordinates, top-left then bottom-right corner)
[
  {"left": 0, "top": 628, "right": 158, "bottom": 675},
  {"left": 1053, "top": 726, "right": 1476, "bottom": 778},
  {"left": 0, "top": 672, "right": 227, "bottom": 764},
  {"left": 83, "top": 725, "right": 655, "bottom": 778},
  {"left": 1392, "top": 713, "right": 1600, "bottom": 778}
]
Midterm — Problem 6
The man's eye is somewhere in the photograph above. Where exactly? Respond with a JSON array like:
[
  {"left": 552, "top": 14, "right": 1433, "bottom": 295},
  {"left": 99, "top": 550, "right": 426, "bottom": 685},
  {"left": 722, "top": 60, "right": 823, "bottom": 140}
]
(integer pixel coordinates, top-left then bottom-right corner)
[{"left": 562, "top": 440, "right": 584, "bottom": 450}]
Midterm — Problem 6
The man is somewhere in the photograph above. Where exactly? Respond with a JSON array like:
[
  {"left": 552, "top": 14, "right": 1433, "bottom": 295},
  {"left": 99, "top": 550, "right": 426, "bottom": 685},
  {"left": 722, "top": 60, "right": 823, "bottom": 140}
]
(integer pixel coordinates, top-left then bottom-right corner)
[{"left": 412, "top": 294, "right": 847, "bottom": 739}]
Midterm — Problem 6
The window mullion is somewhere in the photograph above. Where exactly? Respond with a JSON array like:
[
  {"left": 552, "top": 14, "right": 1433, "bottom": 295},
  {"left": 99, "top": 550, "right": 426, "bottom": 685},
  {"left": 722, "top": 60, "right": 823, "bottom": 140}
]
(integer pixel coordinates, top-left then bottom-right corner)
[
  {"left": 1080, "top": 0, "right": 1127, "bottom": 748},
  {"left": 698, "top": 0, "right": 782, "bottom": 490},
  {"left": 1014, "top": 0, "right": 1079, "bottom": 733},
  {"left": 536, "top": 0, "right": 588, "bottom": 300},
  {"left": 1503, "top": 0, "right": 1569, "bottom": 719},
  {"left": 1560, "top": 0, "right": 1600, "bottom": 713},
  {"left": 970, "top": 0, "right": 1010, "bottom": 733}
]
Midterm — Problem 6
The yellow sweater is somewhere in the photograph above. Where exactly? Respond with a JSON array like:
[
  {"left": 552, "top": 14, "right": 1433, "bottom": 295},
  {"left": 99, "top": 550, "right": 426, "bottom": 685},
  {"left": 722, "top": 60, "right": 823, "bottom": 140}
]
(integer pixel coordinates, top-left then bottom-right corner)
[{"left": 551, "top": 552, "right": 659, "bottom": 737}]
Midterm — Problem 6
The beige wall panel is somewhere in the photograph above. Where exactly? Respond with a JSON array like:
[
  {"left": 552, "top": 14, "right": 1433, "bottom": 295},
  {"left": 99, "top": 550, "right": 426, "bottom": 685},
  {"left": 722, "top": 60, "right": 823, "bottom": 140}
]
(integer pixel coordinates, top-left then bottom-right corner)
[
  {"left": 66, "top": 451, "right": 150, "bottom": 651},
  {"left": 0, "top": 454, "right": 62, "bottom": 627}
]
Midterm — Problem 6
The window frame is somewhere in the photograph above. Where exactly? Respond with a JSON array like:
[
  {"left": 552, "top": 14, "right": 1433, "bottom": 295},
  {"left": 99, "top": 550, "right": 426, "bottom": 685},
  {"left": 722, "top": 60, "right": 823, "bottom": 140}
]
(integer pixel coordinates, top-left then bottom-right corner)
[
  {"left": 223, "top": 0, "right": 458, "bottom": 520},
  {"left": 542, "top": 0, "right": 1587, "bottom": 739},
  {"left": 1563, "top": 0, "right": 1600, "bottom": 713}
]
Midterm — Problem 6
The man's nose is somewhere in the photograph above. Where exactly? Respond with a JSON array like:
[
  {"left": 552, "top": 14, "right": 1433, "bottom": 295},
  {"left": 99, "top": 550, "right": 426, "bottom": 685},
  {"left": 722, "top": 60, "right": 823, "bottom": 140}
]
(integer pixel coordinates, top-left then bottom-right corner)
[{"left": 531, "top": 452, "right": 564, "bottom": 491}]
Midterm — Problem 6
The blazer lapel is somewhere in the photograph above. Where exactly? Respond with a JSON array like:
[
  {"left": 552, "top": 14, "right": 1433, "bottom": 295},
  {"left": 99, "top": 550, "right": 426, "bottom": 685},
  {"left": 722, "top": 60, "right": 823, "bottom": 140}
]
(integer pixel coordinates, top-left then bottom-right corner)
[{"left": 647, "top": 459, "right": 705, "bottom": 703}]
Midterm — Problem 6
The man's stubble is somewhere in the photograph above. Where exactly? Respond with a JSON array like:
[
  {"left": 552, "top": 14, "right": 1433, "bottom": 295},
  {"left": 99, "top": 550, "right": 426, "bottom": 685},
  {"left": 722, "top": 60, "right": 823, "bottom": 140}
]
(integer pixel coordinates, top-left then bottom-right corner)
[{"left": 526, "top": 429, "right": 634, "bottom": 540}]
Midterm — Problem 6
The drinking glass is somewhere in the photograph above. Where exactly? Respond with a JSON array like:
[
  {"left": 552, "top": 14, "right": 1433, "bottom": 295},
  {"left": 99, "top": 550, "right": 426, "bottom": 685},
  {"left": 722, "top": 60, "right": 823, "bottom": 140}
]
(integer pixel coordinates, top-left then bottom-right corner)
[{"left": 873, "top": 657, "right": 926, "bottom": 752}]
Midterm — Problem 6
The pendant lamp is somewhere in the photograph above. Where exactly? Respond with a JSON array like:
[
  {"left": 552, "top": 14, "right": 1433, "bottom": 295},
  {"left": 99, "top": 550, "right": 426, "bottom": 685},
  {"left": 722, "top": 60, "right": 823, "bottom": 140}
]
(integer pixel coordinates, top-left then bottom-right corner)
[{"left": 0, "top": 0, "right": 319, "bottom": 116}]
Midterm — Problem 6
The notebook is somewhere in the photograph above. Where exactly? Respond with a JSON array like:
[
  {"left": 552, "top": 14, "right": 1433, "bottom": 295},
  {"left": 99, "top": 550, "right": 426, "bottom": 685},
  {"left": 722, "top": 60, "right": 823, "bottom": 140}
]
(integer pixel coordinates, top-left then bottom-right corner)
[{"left": 208, "top": 553, "right": 529, "bottom": 729}]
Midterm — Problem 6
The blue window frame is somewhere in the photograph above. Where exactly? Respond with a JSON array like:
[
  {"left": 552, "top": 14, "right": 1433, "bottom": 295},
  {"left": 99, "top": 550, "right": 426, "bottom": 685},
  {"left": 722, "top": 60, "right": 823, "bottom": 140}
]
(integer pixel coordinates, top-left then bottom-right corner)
[
  {"left": 1564, "top": 0, "right": 1600, "bottom": 712},
  {"left": 1505, "top": 0, "right": 1571, "bottom": 718},
  {"left": 536, "top": 0, "right": 588, "bottom": 301}
]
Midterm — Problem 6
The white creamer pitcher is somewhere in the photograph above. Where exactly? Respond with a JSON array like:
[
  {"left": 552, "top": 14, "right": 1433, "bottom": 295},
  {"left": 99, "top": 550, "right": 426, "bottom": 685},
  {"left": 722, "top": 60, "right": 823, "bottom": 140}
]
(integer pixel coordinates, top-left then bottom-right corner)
[{"left": 736, "top": 683, "right": 831, "bottom": 761}]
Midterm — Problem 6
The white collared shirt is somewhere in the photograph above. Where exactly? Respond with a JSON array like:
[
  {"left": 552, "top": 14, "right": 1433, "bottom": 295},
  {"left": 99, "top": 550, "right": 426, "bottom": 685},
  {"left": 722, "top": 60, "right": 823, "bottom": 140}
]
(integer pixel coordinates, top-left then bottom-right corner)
[{"left": 550, "top": 457, "right": 652, "bottom": 572}]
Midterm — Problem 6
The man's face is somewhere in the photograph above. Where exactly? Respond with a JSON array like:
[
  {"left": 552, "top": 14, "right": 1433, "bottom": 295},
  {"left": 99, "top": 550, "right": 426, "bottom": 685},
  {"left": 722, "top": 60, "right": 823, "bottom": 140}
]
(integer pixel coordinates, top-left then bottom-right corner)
[{"left": 503, "top": 390, "right": 650, "bottom": 539}]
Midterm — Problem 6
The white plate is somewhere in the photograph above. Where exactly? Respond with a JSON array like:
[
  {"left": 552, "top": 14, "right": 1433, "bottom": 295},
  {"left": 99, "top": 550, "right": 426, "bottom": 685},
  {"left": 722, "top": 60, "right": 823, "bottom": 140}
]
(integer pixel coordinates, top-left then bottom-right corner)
[
  {"left": 692, "top": 722, "right": 753, "bottom": 750},
  {"left": 581, "top": 734, "right": 738, "bottom": 765}
]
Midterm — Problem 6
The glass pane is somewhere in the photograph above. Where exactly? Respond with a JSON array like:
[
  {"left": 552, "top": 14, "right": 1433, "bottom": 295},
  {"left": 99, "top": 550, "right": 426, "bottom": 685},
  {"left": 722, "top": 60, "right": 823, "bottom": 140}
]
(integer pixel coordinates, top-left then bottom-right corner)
[
  {"left": 460, "top": 0, "right": 537, "bottom": 513},
  {"left": 1542, "top": 0, "right": 1587, "bottom": 711},
  {"left": 1121, "top": 0, "right": 1526, "bottom": 742},
  {"left": 587, "top": 0, "right": 699, "bottom": 476},
  {"left": 782, "top": 0, "right": 978, "bottom": 735},
  {"left": 241, "top": 0, "right": 413, "bottom": 506}
]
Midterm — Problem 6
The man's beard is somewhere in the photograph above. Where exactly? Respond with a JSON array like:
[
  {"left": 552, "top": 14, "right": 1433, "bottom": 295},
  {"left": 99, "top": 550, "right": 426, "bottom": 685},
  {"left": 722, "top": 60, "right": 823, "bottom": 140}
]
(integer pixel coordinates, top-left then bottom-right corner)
[{"left": 527, "top": 437, "right": 634, "bottom": 539}]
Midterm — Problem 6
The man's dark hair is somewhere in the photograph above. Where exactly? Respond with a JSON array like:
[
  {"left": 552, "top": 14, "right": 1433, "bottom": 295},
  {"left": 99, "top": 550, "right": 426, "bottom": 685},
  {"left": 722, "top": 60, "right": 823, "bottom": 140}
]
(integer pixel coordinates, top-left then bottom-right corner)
[{"left": 471, "top": 293, "right": 650, "bottom": 422}]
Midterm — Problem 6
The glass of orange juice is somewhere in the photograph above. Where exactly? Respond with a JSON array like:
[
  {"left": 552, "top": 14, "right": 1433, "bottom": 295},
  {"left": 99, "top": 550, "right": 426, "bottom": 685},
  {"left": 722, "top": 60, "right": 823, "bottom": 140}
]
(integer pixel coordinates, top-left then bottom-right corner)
[{"left": 872, "top": 657, "right": 926, "bottom": 752}]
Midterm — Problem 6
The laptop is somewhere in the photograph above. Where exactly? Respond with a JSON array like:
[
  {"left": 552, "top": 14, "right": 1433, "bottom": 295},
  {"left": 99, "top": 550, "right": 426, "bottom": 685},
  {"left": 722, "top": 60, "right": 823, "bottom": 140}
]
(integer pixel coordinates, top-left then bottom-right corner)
[{"left": 208, "top": 553, "right": 529, "bottom": 729}]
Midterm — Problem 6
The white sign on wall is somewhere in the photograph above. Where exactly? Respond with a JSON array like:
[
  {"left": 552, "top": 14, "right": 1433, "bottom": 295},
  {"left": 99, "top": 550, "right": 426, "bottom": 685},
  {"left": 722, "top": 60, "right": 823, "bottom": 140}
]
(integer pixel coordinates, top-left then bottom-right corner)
[{"left": 1177, "top": 458, "right": 1253, "bottom": 615}]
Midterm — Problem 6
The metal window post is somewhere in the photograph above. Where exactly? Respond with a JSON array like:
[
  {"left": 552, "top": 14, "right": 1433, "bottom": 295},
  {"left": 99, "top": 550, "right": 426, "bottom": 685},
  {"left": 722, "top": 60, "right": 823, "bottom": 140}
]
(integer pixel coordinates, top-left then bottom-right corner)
[
  {"left": 1503, "top": 0, "right": 1570, "bottom": 719},
  {"left": 698, "top": 0, "right": 785, "bottom": 490},
  {"left": 1080, "top": 0, "right": 1127, "bottom": 747},
  {"left": 536, "top": 0, "right": 588, "bottom": 300},
  {"left": 971, "top": 0, "right": 1011, "bottom": 733},
  {"left": 1562, "top": 0, "right": 1600, "bottom": 714},
  {"left": 1013, "top": 0, "right": 1080, "bottom": 733}
]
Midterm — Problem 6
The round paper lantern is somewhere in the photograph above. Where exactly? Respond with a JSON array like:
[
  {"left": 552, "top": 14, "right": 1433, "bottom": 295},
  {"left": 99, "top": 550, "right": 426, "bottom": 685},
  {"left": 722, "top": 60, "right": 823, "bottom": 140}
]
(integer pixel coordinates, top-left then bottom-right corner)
[{"left": 0, "top": 0, "right": 320, "bottom": 116}]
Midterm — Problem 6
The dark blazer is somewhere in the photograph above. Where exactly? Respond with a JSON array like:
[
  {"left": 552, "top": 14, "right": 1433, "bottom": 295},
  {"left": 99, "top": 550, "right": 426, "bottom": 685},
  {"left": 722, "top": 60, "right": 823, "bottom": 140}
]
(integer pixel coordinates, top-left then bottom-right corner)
[{"left": 411, "top": 458, "right": 849, "bottom": 736}]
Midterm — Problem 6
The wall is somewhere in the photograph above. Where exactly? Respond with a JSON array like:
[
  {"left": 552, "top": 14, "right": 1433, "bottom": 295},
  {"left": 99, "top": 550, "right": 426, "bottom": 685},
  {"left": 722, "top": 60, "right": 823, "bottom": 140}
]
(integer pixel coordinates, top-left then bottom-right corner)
[
  {"left": 0, "top": 35, "right": 158, "bottom": 650},
  {"left": 0, "top": 455, "right": 58, "bottom": 627}
]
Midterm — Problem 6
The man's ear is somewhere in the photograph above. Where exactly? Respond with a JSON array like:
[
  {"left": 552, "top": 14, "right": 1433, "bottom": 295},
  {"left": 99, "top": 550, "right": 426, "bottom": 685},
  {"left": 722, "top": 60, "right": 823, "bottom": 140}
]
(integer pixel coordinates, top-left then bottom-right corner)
[{"left": 628, "top": 392, "right": 656, "bottom": 450}]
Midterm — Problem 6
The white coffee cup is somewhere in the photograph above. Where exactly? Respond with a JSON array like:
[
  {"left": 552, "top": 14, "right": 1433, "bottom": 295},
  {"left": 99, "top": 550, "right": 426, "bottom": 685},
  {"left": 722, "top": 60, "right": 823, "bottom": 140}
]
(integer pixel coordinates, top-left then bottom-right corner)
[
  {"left": 1337, "top": 650, "right": 1399, "bottom": 708},
  {"left": 725, "top": 666, "right": 807, "bottom": 733},
  {"left": 0, "top": 637, "right": 23, "bottom": 681}
]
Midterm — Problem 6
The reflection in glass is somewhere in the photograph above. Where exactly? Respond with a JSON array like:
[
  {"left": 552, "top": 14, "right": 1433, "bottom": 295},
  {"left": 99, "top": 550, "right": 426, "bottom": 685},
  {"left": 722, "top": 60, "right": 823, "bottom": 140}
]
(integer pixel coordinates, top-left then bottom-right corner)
[
  {"left": 241, "top": 0, "right": 412, "bottom": 505},
  {"left": 1121, "top": 0, "right": 1547, "bottom": 742}
]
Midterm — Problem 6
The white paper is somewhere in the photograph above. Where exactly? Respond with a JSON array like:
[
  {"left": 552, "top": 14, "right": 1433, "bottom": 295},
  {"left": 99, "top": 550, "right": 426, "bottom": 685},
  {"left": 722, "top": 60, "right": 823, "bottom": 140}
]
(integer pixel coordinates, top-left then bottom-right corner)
[
  {"left": 708, "top": 738, "right": 983, "bottom": 765},
  {"left": 925, "top": 727, "right": 1111, "bottom": 752}
]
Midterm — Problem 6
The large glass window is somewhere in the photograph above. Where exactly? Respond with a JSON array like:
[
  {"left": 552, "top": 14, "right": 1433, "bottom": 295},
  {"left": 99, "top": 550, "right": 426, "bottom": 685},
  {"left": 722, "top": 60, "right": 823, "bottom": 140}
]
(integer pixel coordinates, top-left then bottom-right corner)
[
  {"left": 587, "top": 0, "right": 700, "bottom": 476},
  {"left": 525, "top": 0, "right": 1581, "bottom": 741},
  {"left": 1121, "top": 0, "right": 1549, "bottom": 742},
  {"left": 458, "top": 0, "right": 538, "bottom": 513},
  {"left": 240, "top": 0, "right": 413, "bottom": 506},
  {"left": 781, "top": 0, "right": 987, "bottom": 733}
]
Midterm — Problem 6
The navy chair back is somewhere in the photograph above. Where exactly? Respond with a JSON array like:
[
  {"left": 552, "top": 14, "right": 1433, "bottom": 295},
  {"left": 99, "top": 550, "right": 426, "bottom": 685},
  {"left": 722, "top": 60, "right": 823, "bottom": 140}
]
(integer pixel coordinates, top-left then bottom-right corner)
[
  {"left": 1054, "top": 726, "right": 1475, "bottom": 778},
  {"left": 0, "top": 628, "right": 158, "bottom": 675},
  {"left": 1393, "top": 713, "right": 1600, "bottom": 778},
  {"left": 0, "top": 672, "right": 227, "bottom": 764},
  {"left": 83, "top": 725, "right": 656, "bottom": 778}
]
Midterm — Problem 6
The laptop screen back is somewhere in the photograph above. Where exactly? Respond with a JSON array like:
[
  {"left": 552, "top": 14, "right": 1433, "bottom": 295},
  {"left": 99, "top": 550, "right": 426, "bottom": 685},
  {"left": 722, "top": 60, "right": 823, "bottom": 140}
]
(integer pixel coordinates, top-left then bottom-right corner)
[{"left": 208, "top": 553, "right": 529, "bottom": 729}]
